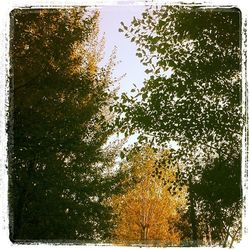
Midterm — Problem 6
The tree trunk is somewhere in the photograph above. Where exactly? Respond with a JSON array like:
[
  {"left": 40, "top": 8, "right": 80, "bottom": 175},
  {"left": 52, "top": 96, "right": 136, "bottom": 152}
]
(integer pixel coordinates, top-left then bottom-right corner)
[
  {"left": 222, "top": 225, "right": 230, "bottom": 247},
  {"left": 229, "top": 225, "right": 241, "bottom": 248},
  {"left": 189, "top": 176, "right": 198, "bottom": 246}
]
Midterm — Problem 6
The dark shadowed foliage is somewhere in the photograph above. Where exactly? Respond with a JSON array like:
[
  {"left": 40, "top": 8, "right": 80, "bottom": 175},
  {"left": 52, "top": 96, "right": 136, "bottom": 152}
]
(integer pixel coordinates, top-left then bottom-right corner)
[
  {"left": 9, "top": 8, "right": 121, "bottom": 242},
  {"left": 115, "top": 6, "right": 243, "bottom": 246}
]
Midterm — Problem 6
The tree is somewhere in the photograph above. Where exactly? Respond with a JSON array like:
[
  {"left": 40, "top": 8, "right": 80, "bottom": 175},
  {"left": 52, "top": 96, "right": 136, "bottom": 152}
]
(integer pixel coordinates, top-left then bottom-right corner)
[
  {"left": 192, "top": 154, "right": 242, "bottom": 247},
  {"left": 9, "top": 8, "right": 119, "bottom": 241},
  {"left": 116, "top": 6, "right": 243, "bottom": 246},
  {"left": 118, "top": 6, "right": 242, "bottom": 159},
  {"left": 110, "top": 146, "right": 187, "bottom": 246}
]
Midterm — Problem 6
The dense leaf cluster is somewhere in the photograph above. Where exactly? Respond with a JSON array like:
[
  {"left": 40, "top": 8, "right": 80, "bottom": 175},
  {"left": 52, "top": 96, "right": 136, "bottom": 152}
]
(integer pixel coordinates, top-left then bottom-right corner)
[
  {"left": 9, "top": 8, "right": 120, "bottom": 241},
  {"left": 118, "top": 6, "right": 242, "bottom": 158},
  {"left": 116, "top": 6, "right": 243, "bottom": 246},
  {"left": 110, "top": 146, "right": 186, "bottom": 245}
]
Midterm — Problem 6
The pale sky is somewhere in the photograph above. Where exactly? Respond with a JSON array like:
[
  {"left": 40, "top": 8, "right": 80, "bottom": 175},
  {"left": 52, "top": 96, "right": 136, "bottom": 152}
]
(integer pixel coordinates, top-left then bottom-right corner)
[
  {"left": 98, "top": 5, "right": 148, "bottom": 147},
  {"left": 98, "top": 5, "right": 179, "bottom": 149},
  {"left": 98, "top": 5, "right": 147, "bottom": 96}
]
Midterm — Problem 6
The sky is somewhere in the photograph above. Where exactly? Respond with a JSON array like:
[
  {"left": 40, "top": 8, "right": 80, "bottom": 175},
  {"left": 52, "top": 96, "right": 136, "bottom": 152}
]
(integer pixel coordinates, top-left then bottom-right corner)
[
  {"left": 98, "top": 5, "right": 148, "bottom": 146},
  {"left": 98, "top": 5, "right": 180, "bottom": 149},
  {"left": 98, "top": 5, "right": 147, "bottom": 96}
]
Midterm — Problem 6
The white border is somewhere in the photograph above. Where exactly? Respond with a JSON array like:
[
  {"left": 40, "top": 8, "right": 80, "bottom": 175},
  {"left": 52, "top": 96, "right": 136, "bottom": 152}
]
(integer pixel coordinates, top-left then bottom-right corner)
[{"left": 0, "top": 0, "right": 248, "bottom": 249}]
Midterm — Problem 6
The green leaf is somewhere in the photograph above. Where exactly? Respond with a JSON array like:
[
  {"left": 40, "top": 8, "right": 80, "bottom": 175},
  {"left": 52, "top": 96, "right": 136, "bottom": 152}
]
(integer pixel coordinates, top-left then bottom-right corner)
[
  {"left": 120, "top": 151, "right": 125, "bottom": 159},
  {"left": 145, "top": 69, "right": 152, "bottom": 74},
  {"left": 136, "top": 52, "right": 142, "bottom": 58}
]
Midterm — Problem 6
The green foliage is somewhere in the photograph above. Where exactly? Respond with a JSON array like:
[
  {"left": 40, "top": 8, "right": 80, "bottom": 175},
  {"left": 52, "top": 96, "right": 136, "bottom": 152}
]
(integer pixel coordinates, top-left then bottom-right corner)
[
  {"left": 9, "top": 8, "right": 119, "bottom": 242},
  {"left": 192, "top": 155, "right": 242, "bottom": 246},
  {"left": 117, "top": 6, "right": 242, "bottom": 158},
  {"left": 116, "top": 6, "right": 243, "bottom": 246},
  {"left": 194, "top": 155, "right": 241, "bottom": 206}
]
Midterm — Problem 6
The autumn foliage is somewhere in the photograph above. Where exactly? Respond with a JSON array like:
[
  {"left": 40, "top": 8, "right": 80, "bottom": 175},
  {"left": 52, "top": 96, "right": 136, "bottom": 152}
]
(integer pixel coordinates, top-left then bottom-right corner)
[
  {"left": 110, "top": 147, "right": 187, "bottom": 246},
  {"left": 8, "top": 5, "right": 243, "bottom": 247}
]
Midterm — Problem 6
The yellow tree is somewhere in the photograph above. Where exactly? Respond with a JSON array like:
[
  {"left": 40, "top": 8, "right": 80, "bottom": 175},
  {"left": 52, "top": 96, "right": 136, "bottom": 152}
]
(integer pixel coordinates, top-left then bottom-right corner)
[{"left": 110, "top": 146, "right": 187, "bottom": 246}]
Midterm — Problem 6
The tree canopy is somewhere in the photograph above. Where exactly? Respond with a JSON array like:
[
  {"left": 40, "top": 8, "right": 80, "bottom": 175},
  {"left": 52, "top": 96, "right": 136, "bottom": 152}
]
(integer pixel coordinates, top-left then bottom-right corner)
[
  {"left": 116, "top": 5, "right": 243, "bottom": 246},
  {"left": 110, "top": 146, "right": 187, "bottom": 246},
  {"left": 8, "top": 5, "right": 244, "bottom": 247},
  {"left": 9, "top": 8, "right": 120, "bottom": 241},
  {"left": 117, "top": 6, "right": 242, "bottom": 160}
]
